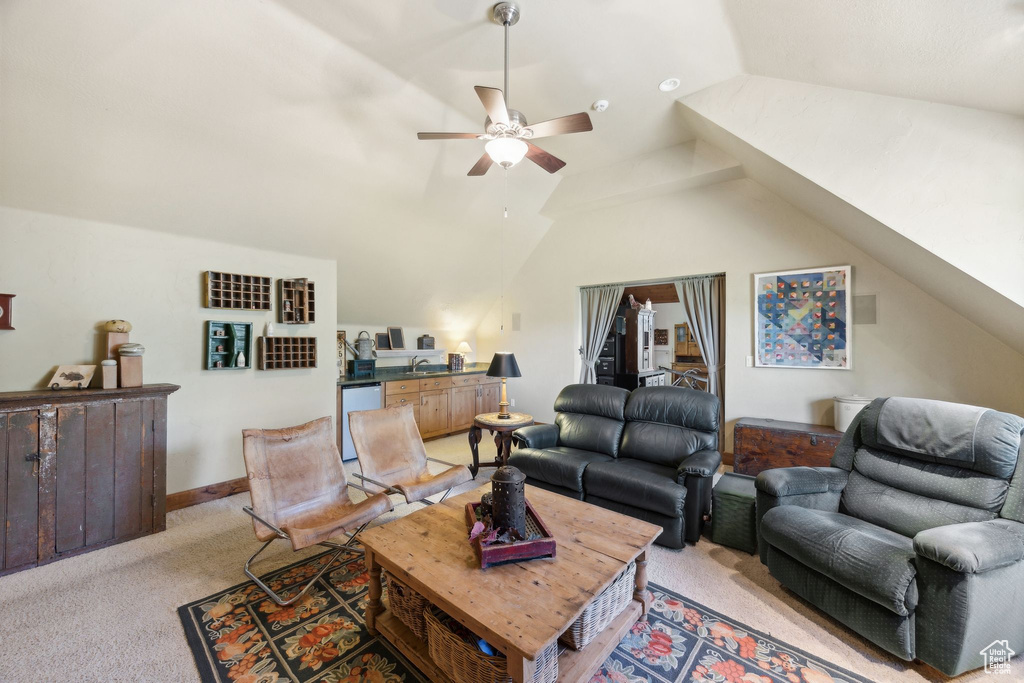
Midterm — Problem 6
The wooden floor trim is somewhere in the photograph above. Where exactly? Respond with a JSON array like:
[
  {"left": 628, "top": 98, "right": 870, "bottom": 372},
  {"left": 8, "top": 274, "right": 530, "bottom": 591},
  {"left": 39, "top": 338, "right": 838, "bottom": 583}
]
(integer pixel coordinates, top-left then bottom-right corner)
[{"left": 167, "top": 476, "right": 250, "bottom": 512}]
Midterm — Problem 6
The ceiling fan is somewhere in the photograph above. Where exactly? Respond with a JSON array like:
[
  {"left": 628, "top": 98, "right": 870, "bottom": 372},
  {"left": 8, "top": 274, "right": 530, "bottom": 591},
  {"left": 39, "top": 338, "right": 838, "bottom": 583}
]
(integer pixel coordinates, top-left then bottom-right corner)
[{"left": 417, "top": 2, "right": 593, "bottom": 176}]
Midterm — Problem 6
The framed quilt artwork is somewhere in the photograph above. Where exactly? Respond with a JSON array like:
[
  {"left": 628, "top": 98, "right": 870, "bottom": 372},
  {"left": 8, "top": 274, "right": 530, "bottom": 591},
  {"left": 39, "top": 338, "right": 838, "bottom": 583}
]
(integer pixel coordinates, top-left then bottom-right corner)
[{"left": 754, "top": 265, "right": 851, "bottom": 369}]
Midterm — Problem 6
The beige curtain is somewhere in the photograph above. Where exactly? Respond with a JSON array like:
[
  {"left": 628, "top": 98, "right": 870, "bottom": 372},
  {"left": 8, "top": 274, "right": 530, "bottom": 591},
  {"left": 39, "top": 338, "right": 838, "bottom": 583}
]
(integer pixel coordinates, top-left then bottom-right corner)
[
  {"left": 675, "top": 274, "right": 726, "bottom": 436},
  {"left": 579, "top": 284, "right": 625, "bottom": 384}
]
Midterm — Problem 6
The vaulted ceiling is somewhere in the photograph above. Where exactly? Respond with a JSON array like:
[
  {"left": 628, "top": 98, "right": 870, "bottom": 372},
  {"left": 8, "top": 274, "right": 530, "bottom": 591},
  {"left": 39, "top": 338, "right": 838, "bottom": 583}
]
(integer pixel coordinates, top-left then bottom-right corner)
[{"left": 1, "top": 0, "right": 1021, "bottom": 333}]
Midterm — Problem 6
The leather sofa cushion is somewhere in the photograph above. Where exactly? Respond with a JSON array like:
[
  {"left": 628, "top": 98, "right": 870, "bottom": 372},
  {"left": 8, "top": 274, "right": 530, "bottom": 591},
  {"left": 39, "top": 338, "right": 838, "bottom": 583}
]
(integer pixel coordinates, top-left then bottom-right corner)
[
  {"left": 620, "top": 421, "right": 716, "bottom": 467},
  {"left": 508, "top": 447, "right": 611, "bottom": 493},
  {"left": 554, "top": 383, "right": 629, "bottom": 421},
  {"left": 760, "top": 506, "right": 919, "bottom": 616},
  {"left": 624, "top": 386, "right": 719, "bottom": 433},
  {"left": 555, "top": 413, "right": 624, "bottom": 458},
  {"left": 583, "top": 458, "right": 686, "bottom": 517}
]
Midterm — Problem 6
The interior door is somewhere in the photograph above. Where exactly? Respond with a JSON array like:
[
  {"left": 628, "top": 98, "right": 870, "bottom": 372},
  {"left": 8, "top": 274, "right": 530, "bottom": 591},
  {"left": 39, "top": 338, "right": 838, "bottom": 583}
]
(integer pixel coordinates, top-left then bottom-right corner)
[{"left": 450, "top": 386, "right": 477, "bottom": 431}]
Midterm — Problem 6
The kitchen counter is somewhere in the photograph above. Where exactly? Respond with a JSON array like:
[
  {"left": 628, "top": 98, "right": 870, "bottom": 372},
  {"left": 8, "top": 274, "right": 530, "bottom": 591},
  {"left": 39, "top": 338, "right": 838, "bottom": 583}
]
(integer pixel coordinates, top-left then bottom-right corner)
[{"left": 338, "top": 362, "right": 491, "bottom": 387}]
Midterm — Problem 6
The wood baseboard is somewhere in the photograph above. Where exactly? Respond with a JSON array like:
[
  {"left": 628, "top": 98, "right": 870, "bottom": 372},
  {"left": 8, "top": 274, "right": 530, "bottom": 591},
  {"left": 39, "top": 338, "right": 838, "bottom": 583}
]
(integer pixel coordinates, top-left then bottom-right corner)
[
  {"left": 722, "top": 451, "right": 734, "bottom": 467},
  {"left": 167, "top": 476, "right": 250, "bottom": 512}
]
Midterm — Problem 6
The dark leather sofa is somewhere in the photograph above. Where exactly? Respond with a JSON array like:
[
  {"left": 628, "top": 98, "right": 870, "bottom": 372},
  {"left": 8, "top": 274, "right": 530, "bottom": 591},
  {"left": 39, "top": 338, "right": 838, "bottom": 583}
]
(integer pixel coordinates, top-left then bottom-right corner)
[
  {"left": 509, "top": 384, "right": 721, "bottom": 548},
  {"left": 756, "top": 397, "right": 1024, "bottom": 676}
]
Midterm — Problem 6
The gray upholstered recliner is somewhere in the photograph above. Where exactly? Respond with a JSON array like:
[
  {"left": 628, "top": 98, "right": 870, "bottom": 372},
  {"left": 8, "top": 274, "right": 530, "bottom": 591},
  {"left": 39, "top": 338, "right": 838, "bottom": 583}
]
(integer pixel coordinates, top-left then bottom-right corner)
[{"left": 756, "top": 397, "right": 1024, "bottom": 676}]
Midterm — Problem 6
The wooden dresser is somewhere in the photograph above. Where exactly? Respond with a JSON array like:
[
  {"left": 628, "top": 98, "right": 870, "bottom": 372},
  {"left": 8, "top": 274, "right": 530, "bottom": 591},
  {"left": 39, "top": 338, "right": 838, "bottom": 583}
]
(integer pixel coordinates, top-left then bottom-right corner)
[
  {"left": 733, "top": 418, "right": 843, "bottom": 476},
  {"left": 0, "top": 384, "right": 179, "bottom": 575}
]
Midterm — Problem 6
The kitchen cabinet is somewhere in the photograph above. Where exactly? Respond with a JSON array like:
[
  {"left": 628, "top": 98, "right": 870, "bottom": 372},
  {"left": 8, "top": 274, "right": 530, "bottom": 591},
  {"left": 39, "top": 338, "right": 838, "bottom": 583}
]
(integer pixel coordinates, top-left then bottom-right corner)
[
  {"left": 378, "top": 372, "right": 502, "bottom": 440},
  {"left": 450, "top": 386, "right": 478, "bottom": 431},
  {"left": 419, "top": 390, "right": 450, "bottom": 438},
  {"left": 478, "top": 382, "right": 500, "bottom": 414},
  {"left": 0, "top": 384, "right": 178, "bottom": 576}
]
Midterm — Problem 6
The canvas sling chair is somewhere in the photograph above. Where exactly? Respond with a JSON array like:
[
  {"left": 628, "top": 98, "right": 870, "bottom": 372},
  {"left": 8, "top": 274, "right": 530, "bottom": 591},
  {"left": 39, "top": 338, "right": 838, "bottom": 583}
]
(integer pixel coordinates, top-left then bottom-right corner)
[
  {"left": 348, "top": 405, "right": 473, "bottom": 506},
  {"left": 241, "top": 416, "right": 393, "bottom": 606}
]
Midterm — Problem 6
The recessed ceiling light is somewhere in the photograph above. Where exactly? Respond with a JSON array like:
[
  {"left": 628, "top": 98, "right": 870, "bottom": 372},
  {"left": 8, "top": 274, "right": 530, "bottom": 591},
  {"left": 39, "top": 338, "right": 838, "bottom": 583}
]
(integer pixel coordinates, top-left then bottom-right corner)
[
  {"left": 592, "top": 99, "right": 609, "bottom": 112},
  {"left": 659, "top": 78, "right": 681, "bottom": 92}
]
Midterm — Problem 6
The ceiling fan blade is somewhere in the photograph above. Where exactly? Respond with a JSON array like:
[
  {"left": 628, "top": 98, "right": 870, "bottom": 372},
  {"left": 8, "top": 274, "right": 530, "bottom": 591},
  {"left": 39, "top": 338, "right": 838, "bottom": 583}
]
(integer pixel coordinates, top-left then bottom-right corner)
[
  {"left": 417, "top": 132, "right": 482, "bottom": 140},
  {"left": 475, "top": 86, "right": 510, "bottom": 127},
  {"left": 525, "top": 143, "right": 566, "bottom": 173},
  {"left": 526, "top": 112, "right": 593, "bottom": 139},
  {"left": 468, "top": 153, "right": 494, "bottom": 176}
]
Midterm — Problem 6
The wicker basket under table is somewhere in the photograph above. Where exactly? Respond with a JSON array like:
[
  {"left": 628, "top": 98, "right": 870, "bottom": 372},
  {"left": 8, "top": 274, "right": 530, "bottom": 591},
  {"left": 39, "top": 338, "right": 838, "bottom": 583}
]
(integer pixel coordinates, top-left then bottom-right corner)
[
  {"left": 424, "top": 608, "right": 558, "bottom": 683},
  {"left": 559, "top": 560, "right": 636, "bottom": 650},
  {"left": 383, "top": 571, "right": 430, "bottom": 640}
]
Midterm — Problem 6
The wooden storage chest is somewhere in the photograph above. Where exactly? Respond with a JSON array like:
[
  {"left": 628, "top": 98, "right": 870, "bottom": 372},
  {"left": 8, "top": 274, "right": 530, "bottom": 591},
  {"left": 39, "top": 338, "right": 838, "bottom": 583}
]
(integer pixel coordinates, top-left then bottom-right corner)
[{"left": 733, "top": 417, "right": 842, "bottom": 476}]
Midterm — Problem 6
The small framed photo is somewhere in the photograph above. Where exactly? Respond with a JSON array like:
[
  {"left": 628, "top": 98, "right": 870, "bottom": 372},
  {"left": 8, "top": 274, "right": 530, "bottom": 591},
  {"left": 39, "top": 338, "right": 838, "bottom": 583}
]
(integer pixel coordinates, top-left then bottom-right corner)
[
  {"left": 387, "top": 326, "right": 405, "bottom": 350},
  {"left": 375, "top": 332, "right": 391, "bottom": 350}
]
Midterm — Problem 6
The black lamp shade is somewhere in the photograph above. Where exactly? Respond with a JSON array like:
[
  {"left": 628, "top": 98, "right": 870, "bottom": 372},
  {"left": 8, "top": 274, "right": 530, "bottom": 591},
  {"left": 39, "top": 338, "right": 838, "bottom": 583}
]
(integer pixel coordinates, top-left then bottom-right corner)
[{"left": 486, "top": 352, "right": 521, "bottom": 378}]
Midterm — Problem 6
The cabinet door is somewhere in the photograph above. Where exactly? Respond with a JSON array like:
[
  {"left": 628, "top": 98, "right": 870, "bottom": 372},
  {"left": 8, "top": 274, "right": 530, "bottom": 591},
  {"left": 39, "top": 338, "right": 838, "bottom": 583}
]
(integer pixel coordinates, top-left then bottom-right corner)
[
  {"left": 4, "top": 410, "right": 39, "bottom": 571},
  {"left": 419, "top": 390, "right": 450, "bottom": 438},
  {"left": 450, "top": 387, "right": 477, "bottom": 431},
  {"left": 478, "top": 384, "right": 500, "bottom": 414}
]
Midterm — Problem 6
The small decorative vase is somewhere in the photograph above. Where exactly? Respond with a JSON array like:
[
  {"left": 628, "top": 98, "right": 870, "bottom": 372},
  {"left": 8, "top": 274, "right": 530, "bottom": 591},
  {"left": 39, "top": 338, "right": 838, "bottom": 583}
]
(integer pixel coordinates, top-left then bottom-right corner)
[
  {"left": 235, "top": 351, "right": 246, "bottom": 368},
  {"left": 264, "top": 321, "right": 275, "bottom": 337}
]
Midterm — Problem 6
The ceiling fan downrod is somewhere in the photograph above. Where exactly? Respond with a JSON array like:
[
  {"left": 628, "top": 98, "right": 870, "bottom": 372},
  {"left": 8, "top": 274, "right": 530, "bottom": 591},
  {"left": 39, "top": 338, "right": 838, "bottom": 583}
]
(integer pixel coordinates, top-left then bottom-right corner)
[{"left": 492, "top": 2, "right": 520, "bottom": 108}]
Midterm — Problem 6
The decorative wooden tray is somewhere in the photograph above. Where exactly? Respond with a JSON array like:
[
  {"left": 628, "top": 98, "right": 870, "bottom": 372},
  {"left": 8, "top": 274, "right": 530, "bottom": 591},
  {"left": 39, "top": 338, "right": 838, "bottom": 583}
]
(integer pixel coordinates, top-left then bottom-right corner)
[{"left": 465, "top": 499, "right": 556, "bottom": 569}]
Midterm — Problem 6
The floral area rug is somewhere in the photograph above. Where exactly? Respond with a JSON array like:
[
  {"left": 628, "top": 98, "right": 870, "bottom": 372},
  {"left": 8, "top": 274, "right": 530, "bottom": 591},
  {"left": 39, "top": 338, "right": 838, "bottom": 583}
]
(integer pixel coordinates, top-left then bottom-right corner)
[{"left": 179, "top": 547, "right": 871, "bottom": 683}]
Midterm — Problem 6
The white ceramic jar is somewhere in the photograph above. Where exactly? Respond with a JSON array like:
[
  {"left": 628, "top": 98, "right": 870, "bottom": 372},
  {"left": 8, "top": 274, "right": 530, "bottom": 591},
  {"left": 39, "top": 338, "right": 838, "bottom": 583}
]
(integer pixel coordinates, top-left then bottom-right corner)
[{"left": 835, "top": 395, "right": 872, "bottom": 432}]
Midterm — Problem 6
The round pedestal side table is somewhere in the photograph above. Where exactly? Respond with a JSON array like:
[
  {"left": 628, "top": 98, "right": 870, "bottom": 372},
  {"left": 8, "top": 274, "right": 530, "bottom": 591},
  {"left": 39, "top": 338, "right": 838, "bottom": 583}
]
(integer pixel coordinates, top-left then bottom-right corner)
[{"left": 468, "top": 412, "right": 533, "bottom": 477}]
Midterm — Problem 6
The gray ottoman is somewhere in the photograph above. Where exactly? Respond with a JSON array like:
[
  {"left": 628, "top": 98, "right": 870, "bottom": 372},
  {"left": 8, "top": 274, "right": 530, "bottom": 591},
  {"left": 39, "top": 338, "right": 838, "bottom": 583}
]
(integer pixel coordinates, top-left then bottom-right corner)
[{"left": 710, "top": 473, "right": 757, "bottom": 554}]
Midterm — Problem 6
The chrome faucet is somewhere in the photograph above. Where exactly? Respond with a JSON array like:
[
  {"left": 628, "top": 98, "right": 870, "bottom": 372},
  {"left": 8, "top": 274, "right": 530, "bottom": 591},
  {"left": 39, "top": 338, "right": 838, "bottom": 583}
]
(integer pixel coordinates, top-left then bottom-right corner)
[{"left": 410, "top": 356, "right": 431, "bottom": 373}]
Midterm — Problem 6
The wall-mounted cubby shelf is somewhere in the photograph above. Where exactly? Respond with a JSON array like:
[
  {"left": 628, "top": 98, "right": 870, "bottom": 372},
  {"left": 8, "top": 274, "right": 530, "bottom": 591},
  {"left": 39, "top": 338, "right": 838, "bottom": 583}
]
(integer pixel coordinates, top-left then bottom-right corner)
[
  {"left": 204, "top": 271, "right": 272, "bottom": 310},
  {"left": 278, "top": 278, "right": 316, "bottom": 324},
  {"left": 259, "top": 336, "right": 317, "bottom": 370},
  {"left": 206, "top": 321, "right": 253, "bottom": 370}
]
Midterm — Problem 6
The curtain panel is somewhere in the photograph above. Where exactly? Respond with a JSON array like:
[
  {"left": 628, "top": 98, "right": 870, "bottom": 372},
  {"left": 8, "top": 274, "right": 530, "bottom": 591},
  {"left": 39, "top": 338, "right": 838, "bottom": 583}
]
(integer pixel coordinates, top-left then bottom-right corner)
[
  {"left": 675, "top": 274, "right": 726, "bottom": 410},
  {"left": 578, "top": 284, "right": 625, "bottom": 384}
]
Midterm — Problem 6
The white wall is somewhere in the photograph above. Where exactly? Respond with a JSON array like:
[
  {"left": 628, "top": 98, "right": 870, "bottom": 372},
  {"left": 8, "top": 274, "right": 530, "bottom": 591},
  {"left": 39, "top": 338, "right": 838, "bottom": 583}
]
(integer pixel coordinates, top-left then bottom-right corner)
[
  {"left": 476, "top": 179, "right": 1024, "bottom": 450},
  {"left": 0, "top": 207, "right": 338, "bottom": 493},
  {"left": 681, "top": 76, "right": 1024, "bottom": 308},
  {"left": 337, "top": 324, "right": 477, "bottom": 370}
]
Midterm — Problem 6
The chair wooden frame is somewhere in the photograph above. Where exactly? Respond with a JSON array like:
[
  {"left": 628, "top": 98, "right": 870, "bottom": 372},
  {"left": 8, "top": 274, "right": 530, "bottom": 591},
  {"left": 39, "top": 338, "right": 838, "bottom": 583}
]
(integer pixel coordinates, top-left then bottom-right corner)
[
  {"left": 241, "top": 417, "right": 393, "bottom": 606},
  {"left": 348, "top": 405, "right": 473, "bottom": 507}
]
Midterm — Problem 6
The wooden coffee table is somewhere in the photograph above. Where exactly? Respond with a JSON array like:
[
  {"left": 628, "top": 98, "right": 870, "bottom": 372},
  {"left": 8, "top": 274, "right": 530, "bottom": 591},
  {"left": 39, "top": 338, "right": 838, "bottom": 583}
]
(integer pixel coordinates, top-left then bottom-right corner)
[
  {"left": 360, "top": 485, "right": 661, "bottom": 682},
  {"left": 468, "top": 412, "right": 533, "bottom": 476}
]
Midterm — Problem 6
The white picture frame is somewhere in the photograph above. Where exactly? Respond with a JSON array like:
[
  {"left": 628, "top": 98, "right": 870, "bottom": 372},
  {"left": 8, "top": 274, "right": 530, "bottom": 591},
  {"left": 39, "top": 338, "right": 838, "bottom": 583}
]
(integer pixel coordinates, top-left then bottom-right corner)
[{"left": 753, "top": 265, "right": 852, "bottom": 370}]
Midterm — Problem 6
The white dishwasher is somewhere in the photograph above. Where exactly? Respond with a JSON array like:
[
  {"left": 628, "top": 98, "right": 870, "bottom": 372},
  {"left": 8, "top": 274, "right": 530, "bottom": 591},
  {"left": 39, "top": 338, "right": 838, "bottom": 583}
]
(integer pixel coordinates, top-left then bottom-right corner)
[{"left": 340, "top": 383, "right": 382, "bottom": 461}]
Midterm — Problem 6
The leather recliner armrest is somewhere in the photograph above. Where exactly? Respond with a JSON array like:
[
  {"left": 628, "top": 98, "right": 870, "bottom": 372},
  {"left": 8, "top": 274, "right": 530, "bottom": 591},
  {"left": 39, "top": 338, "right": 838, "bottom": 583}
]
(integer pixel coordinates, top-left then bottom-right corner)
[
  {"left": 755, "top": 466, "right": 848, "bottom": 498},
  {"left": 914, "top": 519, "right": 1024, "bottom": 574},
  {"left": 676, "top": 449, "right": 721, "bottom": 482},
  {"left": 512, "top": 424, "right": 559, "bottom": 450}
]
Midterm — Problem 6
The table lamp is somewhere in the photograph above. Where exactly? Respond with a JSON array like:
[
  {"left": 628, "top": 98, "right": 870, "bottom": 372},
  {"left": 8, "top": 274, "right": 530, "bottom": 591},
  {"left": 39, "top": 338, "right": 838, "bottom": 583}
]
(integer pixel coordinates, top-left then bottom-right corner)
[
  {"left": 486, "top": 352, "right": 521, "bottom": 419},
  {"left": 455, "top": 341, "right": 472, "bottom": 361}
]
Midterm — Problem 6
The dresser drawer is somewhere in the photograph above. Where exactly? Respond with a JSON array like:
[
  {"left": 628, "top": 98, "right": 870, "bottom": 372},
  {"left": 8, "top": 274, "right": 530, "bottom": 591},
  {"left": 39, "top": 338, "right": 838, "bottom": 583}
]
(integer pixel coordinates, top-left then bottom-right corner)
[
  {"left": 596, "top": 357, "right": 615, "bottom": 376},
  {"left": 386, "top": 394, "right": 418, "bottom": 408},
  {"left": 385, "top": 380, "right": 419, "bottom": 396},
  {"left": 419, "top": 377, "right": 449, "bottom": 392}
]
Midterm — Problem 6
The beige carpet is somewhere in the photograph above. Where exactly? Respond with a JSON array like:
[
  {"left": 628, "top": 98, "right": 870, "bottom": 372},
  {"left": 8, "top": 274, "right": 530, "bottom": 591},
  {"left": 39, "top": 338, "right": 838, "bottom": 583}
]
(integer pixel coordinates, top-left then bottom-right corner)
[{"left": 0, "top": 433, "right": 1018, "bottom": 681}]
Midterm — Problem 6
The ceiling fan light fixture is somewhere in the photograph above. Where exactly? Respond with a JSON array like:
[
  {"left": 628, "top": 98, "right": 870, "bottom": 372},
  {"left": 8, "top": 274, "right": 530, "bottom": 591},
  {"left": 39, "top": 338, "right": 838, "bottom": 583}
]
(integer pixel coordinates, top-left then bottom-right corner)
[{"left": 485, "top": 137, "right": 528, "bottom": 168}]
